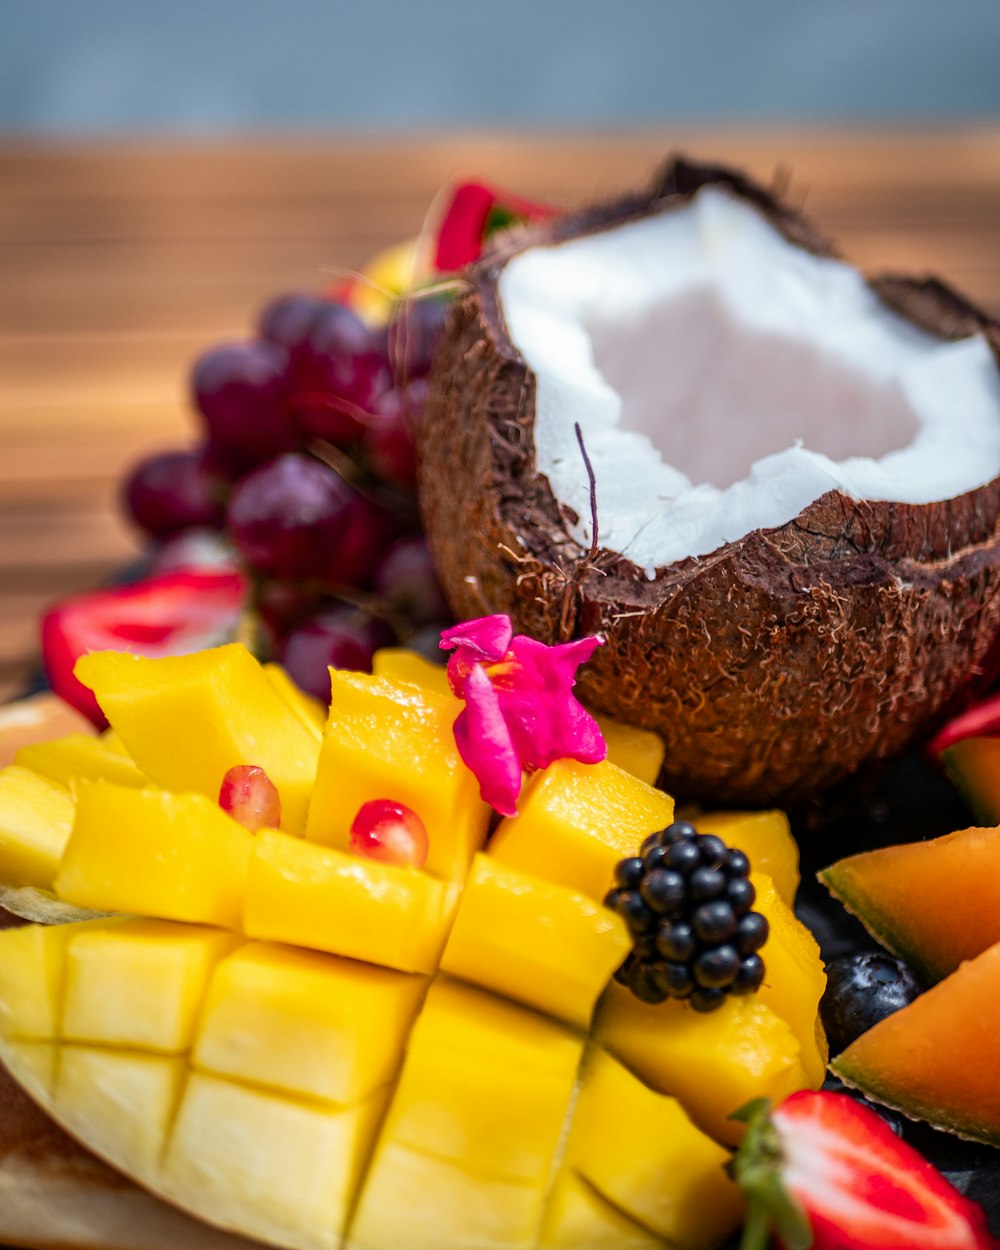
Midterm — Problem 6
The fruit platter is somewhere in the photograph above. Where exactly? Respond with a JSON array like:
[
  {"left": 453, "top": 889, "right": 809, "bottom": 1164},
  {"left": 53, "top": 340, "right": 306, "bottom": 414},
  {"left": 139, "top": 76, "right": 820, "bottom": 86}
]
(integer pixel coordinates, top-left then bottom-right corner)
[{"left": 2, "top": 137, "right": 1000, "bottom": 1249}]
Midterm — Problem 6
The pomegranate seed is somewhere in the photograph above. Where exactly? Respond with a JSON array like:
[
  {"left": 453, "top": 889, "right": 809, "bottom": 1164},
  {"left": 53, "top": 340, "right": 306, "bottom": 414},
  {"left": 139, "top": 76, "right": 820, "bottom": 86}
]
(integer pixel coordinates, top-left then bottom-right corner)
[
  {"left": 219, "top": 765, "right": 281, "bottom": 832},
  {"left": 350, "top": 799, "right": 428, "bottom": 868}
]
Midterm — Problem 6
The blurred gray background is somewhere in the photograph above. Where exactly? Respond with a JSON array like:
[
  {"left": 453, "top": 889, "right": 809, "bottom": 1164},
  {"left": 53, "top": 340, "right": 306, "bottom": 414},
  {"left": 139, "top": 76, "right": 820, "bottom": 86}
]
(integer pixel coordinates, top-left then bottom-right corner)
[{"left": 2, "top": 0, "right": 999, "bottom": 132}]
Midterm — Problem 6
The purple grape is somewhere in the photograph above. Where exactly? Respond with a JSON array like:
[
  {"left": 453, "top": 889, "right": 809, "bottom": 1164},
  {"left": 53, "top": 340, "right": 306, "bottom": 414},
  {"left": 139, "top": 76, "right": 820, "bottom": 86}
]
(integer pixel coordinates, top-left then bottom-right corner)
[
  {"left": 387, "top": 296, "right": 449, "bottom": 380},
  {"left": 258, "top": 293, "right": 328, "bottom": 350},
  {"left": 291, "top": 302, "right": 392, "bottom": 445},
  {"left": 365, "top": 379, "right": 428, "bottom": 490},
  {"left": 406, "top": 622, "right": 455, "bottom": 661},
  {"left": 255, "top": 581, "right": 323, "bottom": 635},
  {"left": 192, "top": 340, "right": 297, "bottom": 471},
  {"left": 123, "top": 449, "right": 225, "bottom": 539},
  {"left": 226, "top": 452, "right": 393, "bottom": 586},
  {"left": 276, "top": 606, "right": 395, "bottom": 703},
  {"left": 374, "top": 535, "right": 449, "bottom": 625}
]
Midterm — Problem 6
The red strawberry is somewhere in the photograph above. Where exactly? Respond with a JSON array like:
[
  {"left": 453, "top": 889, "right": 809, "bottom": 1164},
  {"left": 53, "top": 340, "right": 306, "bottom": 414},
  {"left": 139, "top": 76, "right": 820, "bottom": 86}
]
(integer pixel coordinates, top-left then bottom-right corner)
[
  {"left": 731, "top": 1090, "right": 996, "bottom": 1250},
  {"left": 41, "top": 569, "right": 248, "bottom": 726},
  {"left": 927, "top": 689, "right": 1000, "bottom": 758},
  {"left": 432, "top": 180, "right": 556, "bottom": 272}
]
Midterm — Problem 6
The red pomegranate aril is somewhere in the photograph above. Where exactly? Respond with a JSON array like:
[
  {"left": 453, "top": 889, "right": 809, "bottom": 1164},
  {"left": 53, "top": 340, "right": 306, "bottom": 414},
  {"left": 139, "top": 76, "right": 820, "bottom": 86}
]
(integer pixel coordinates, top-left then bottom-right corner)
[
  {"left": 219, "top": 765, "right": 281, "bottom": 833},
  {"left": 350, "top": 799, "right": 429, "bottom": 868}
]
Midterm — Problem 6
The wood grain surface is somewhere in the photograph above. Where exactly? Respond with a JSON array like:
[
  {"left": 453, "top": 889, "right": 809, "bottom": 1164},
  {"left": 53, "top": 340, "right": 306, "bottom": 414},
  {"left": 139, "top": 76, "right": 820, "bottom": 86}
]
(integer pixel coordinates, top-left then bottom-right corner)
[{"left": 2, "top": 129, "right": 999, "bottom": 704}]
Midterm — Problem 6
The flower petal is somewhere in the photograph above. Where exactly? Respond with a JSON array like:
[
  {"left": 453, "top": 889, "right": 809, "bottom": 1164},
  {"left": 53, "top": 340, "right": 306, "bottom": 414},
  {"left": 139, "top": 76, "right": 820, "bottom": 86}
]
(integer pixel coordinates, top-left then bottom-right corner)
[
  {"left": 452, "top": 663, "right": 522, "bottom": 817},
  {"left": 440, "top": 614, "right": 514, "bottom": 696}
]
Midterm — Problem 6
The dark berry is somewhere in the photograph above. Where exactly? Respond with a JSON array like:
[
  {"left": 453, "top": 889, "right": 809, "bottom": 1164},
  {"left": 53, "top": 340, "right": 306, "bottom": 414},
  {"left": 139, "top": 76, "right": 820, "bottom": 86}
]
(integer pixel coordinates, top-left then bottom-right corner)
[
  {"left": 629, "top": 964, "right": 668, "bottom": 1004},
  {"left": 689, "top": 986, "right": 727, "bottom": 1013},
  {"left": 694, "top": 945, "right": 740, "bottom": 989},
  {"left": 654, "top": 961, "right": 693, "bottom": 998},
  {"left": 608, "top": 819, "right": 768, "bottom": 1012},
  {"left": 726, "top": 877, "right": 756, "bottom": 916},
  {"left": 734, "top": 911, "right": 769, "bottom": 956},
  {"left": 614, "top": 857, "right": 645, "bottom": 890},
  {"left": 695, "top": 834, "right": 728, "bottom": 867},
  {"left": 640, "top": 869, "right": 686, "bottom": 916},
  {"left": 692, "top": 901, "right": 737, "bottom": 945},
  {"left": 689, "top": 867, "right": 727, "bottom": 902},
  {"left": 663, "top": 840, "right": 702, "bottom": 874},
  {"left": 656, "top": 921, "right": 696, "bottom": 963},
  {"left": 732, "top": 954, "right": 766, "bottom": 994},
  {"left": 615, "top": 891, "right": 655, "bottom": 934},
  {"left": 726, "top": 848, "right": 751, "bottom": 877},
  {"left": 820, "top": 953, "right": 923, "bottom": 1056}
]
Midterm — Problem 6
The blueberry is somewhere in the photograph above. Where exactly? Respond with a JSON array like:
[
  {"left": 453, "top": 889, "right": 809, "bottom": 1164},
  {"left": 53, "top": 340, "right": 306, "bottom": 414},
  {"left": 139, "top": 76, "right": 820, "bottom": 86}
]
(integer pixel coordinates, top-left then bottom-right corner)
[
  {"left": 821, "top": 952, "right": 923, "bottom": 1055},
  {"left": 643, "top": 844, "right": 670, "bottom": 872},
  {"left": 640, "top": 831, "right": 665, "bottom": 855},
  {"left": 692, "top": 900, "right": 737, "bottom": 944}
]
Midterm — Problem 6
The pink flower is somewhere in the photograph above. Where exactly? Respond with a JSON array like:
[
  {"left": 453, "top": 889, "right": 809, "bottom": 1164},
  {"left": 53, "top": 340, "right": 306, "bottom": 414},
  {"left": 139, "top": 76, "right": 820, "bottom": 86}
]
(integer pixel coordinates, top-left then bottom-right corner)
[{"left": 440, "top": 615, "right": 607, "bottom": 816}]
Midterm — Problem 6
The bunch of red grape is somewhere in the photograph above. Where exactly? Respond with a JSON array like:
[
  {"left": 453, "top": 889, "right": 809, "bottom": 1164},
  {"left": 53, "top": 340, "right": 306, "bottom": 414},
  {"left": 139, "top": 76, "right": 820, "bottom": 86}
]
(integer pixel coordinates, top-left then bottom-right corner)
[{"left": 122, "top": 290, "right": 453, "bottom": 702}]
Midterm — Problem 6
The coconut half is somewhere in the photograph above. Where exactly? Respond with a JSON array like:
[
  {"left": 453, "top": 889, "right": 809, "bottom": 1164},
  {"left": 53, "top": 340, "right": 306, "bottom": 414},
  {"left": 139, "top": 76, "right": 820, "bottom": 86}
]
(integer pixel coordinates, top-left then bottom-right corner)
[{"left": 418, "top": 157, "right": 1000, "bottom": 805}]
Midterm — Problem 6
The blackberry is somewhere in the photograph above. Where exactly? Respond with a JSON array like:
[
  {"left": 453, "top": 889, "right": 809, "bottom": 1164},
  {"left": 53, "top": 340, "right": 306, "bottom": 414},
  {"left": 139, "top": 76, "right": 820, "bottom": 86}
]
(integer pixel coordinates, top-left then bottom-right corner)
[{"left": 605, "top": 819, "right": 768, "bottom": 1012}]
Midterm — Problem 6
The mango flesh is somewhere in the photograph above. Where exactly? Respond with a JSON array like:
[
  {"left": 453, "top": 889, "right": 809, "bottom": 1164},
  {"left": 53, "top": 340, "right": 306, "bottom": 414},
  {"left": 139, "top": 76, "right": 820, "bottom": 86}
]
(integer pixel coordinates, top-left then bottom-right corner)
[
  {"left": 0, "top": 642, "right": 825, "bottom": 1250},
  {"left": 14, "top": 733, "right": 148, "bottom": 794},
  {"left": 0, "top": 765, "right": 76, "bottom": 890},
  {"left": 694, "top": 808, "right": 799, "bottom": 905}
]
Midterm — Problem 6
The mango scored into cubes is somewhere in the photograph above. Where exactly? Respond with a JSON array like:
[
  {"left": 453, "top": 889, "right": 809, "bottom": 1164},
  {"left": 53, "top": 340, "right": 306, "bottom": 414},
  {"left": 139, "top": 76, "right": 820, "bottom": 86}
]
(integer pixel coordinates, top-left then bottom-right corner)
[
  {"left": 244, "top": 829, "right": 458, "bottom": 974},
  {"left": 74, "top": 645, "right": 321, "bottom": 834},
  {"left": 55, "top": 782, "right": 253, "bottom": 930},
  {"left": 490, "top": 758, "right": 675, "bottom": 901},
  {"left": 0, "top": 764, "right": 76, "bottom": 890},
  {"left": 307, "top": 670, "right": 490, "bottom": 881},
  {"left": 440, "top": 853, "right": 631, "bottom": 1028}
]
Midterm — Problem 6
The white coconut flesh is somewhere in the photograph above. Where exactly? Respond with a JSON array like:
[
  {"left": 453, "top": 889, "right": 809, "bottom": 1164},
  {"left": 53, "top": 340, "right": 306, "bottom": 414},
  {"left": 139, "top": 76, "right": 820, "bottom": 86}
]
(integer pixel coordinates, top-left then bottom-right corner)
[{"left": 498, "top": 186, "right": 1000, "bottom": 573}]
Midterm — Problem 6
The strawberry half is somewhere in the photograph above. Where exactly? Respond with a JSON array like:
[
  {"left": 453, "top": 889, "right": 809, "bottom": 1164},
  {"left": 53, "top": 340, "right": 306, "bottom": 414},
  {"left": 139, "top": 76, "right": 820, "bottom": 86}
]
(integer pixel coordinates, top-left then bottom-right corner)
[
  {"left": 731, "top": 1091, "right": 996, "bottom": 1250},
  {"left": 41, "top": 568, "right": 248, "bottom": 726},
  {"left": 926, "top": 689, "right": 1000, "bottom": 758}
]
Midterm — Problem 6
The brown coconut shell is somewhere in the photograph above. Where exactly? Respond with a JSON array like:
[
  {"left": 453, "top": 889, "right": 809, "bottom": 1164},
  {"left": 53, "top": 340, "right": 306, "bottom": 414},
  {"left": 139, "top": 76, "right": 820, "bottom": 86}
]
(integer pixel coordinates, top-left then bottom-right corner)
[{"left": 418, "top": 156, "right": 1000, "bottom": 806}]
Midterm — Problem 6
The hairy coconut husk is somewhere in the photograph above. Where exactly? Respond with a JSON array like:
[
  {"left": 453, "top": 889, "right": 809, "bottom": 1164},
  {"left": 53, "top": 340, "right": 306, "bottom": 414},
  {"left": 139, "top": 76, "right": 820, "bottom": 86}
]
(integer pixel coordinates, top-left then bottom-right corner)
[{"left": 418, "top": 157, "right": 1000, "bottom": 805}]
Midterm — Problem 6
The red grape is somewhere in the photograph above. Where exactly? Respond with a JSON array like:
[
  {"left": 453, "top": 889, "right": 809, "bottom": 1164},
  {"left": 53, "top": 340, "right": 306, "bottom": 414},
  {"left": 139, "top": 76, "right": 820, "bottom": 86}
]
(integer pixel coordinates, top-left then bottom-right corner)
[
  {"left": 123, "top": 449, "right": 226, "bottom": 539},
  {"left": 291, "top": 303, "right": 392, "bottom": 445},
  {"left": 192, "top": 340, "right": 297, "bottom": 471},
  {"left": 226, "top": 452, "right": 392, "bottom": 586},
  {"left": 374, "top": 535, "right": 449, "bottom": 625},
  {"left": 276, "top": 606, "right": 394, "bottom": 703},
  {"left": 365, "top": 379, "right": 427, "bottom": 489},
  {"left": 258, "top": 293, "right": 327, "bottom": 350}
]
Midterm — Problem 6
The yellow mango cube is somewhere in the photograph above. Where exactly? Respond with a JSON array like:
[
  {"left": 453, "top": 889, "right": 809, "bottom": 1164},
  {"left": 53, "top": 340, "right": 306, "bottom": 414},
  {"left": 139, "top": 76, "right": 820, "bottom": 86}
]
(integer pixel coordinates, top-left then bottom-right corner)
[
  {"left": 55, "top": 782, "right": 253, "bottom": 930},
  {"left": 440, "top": 854, "right": 630, "bottom": 1028},
  {"left": 371, "top": 648, "right": 453, "bottom": 699},
  {"left": 1, "top": 1040, "right": 57, "bottom": 1101},
  {"left": 694, "top": 808, "right": 799, "bottom": 904},
  {"left": 15, "top": 734, "right": 147, "bottom": 795},
  {"left": 490, "top": 759, "right": 675, "bottom": 901},
  {"left": 306, "top": 670, "right": 489, "bottom": 881},
  {"left": 566, "top": 1050, "right": 743, "bottom": 1248},
  {"left": 596, "top": 982, "right": 813, "bottom": 1146},
  {"left": 244, "top": 830, "right": 458, "bottom": 974},
  {"left": 62, "top": 920, "right": 240, "bottom": 1053},
  {"left": 74, "top": 646, "right": 321, "bottom": 835},
  {"left": 348, "top": 1141, "right": 544, "bottom": 1250},
  {"left": 193, "top": 941, "right": 425, "bottom": 1103},
  {"left": 263, "top": 663, "right": 326, "bottom": 732},
  {"left": 164, "top": 1073, "right": 385, "bottom": 1250},
  {"left": 539, "top": 1170, "right": 671, "bottom": 1250},
  {"left": 0, "top": 919, "right": 107, "bottom": 1039},
  {"left": 382, "top": 978, "right": 582, "bottom": 1184},
  {"left": 0, "top": 765, "right": 76, "bottom": 890},
  {"left": 752, "top": 872, "right": 828, "bottom": 1086},
  {"left": 56, "top": 1046, "right": 186, "bottom": 1178},
  {"left": 593, "top": 715, "right": 665, "bottom": 786}
]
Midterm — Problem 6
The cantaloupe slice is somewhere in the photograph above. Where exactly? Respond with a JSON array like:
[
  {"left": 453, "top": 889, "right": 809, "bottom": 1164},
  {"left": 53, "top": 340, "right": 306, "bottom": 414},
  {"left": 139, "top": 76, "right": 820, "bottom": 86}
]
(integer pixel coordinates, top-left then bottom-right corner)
[
  {"left": 832, "top": 941, "right": 1000, "bottom": 1146},
  {"left": 820, "top": 824, "right": 1000, "bottom": 984},
  {"left": 941, "top": 736, "right": 1000, "bottom": 826}
]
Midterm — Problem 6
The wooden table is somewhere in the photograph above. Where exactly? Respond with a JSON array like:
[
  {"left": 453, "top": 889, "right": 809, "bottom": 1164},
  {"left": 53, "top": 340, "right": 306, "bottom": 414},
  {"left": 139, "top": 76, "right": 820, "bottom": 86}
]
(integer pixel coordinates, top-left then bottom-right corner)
[{"left": 2, "top": 129, "right": 1000, "bottom": 704}]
